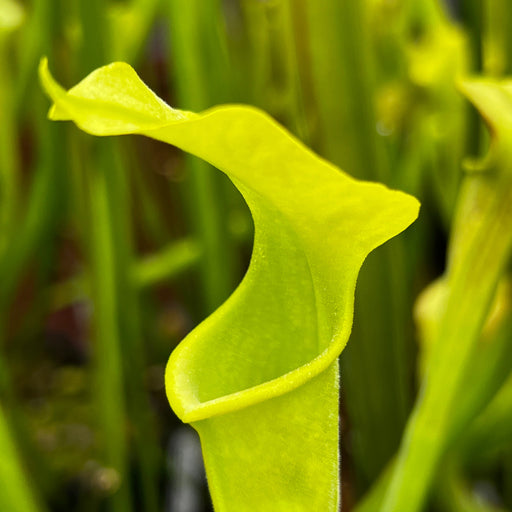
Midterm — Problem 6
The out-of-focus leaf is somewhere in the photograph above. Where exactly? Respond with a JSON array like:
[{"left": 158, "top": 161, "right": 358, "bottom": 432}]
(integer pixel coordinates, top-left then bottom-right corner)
[
  {"left": 379, "top": 77, "right": 512, "bottom": 512},
  {"left": 39, "top": 58, "right": 419, "bottom": 512},
  {"left": 0, "top": 0, "right": 24, "bottom": 35},
  {"left": 415, "top": 276, "right": 512, "bottom": 378},
  {"left": 0, "top": 404, "right": 41, "bottom": 512}
]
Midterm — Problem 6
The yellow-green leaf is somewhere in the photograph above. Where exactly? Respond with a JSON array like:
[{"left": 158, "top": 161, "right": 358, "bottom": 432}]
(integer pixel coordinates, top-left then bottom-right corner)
[{"left": 39, "top": 57, "right": 419, "bottom": 512}]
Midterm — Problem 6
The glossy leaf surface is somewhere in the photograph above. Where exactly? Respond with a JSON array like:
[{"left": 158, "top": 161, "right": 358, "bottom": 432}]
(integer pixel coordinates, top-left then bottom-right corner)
[{"left": 39, "top": 58, "right": 419, "bottom": 512}]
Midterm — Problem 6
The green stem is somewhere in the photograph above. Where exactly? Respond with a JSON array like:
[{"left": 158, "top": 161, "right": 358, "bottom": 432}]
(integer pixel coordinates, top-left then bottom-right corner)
[
  {"left": 0, "top": 403, "right": 42, "bottom": 512},
  {"left": 0, "top": 3, "right": 65, "bottom": 510},
  {"left": 167, "top": 0, "right": 237, "bottom": 314},
  {"left": 501, "top": 1, "right": 512, "bottom": 76},
  {"left": 72, "top": 138, "right": 160, "bottom": 512},
  {"left": 128, "top": 149, "right": 170, "bottom": 247},
  {"left": 0, "top": 0, "right": 64, "bottom": 326},
  {"left": 460, "top": 0, "right": 483, "bottom": 159},
  {"left": 111, "top": 0, "right": 162, "bottom": 64},
  {"left": 280, "top": 0, "right": 310, "bottom": 142},
  {"left": 0, "top": 5, "right": 66, "bottom": 511},
  {"left": 484, "top": 0, "right": 512, "bottom": 76},
  {"left": 77, "top": 0, "right": 107, "bottom": 74},
  {"left": 460, "top": 0, "right": 483, "bottom": 73},
  {"left": 85, "top": 144, "right": 133, "bottom": 512},
  {"left": 0, "top": 0, "right": 66, "bottom": 408},
  {"left": 76, "top": 1, "right": 162, "bottom": 509},
  {"left": 381, "top": 159, "right": 512, "bottom": 511},
  {"left": 303, "top": 0, "right": 387, "bottom": 182},
  {"left": 107, "top": 142, "right": 161, "bottom": 512},
  {"left": 0, "top": 44, "right": 19, "bottom": 256},
  {"left": 76, "top": 2, "right": 133, "bottom": 511},
  {"left": 343, "top": 238, "right": 413, "bottom": 489},
  {"left": 356, "top": 272, "right": 512, "bottom": 510},
  {"left": 14, "top": 0, "right": 47, "bottom": 116},
  {"left": 241, "top": 0, "right": 310, "bottom": 141},
  {"left": 303, "top": 0, "right": 413, "bottom": 489},
  {"left": 481, "top": 8, "right": 512, "bottom": 499}
]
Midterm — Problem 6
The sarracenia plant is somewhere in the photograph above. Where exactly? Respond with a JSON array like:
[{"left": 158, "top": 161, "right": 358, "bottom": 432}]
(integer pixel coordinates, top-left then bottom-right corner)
[
  {"left": 357, "top": 77, "right": 512, "bottom": 512},
  {"left": 39, "top": 58, "right": 419, "bottom": 511}
]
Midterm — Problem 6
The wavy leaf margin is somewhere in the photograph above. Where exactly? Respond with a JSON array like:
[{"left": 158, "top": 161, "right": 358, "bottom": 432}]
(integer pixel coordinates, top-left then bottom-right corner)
[{"left": 39, "top": 57, "right": 419, "bottom": 511}]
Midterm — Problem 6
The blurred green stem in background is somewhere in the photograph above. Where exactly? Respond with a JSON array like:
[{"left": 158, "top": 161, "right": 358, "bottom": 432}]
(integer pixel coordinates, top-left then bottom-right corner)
[
  {"left": 83, "top": 143, "right": 134, "bottom": 512},
  {"left": 75, "top": 3, "right": 132, "bottom": 509},
  {"left": 485, "top": 0, "right": 512, "bottom": 77},
  {"left": 0, "top": 4, "right": 21, "bottom": 257},
  {"left": 303, "top": 0, "right": 414, "bottom": 490},
  {"left": 167, "top": 0, "right": 238, "bottom": 315},
  {"left": 240, "top": 0, "right": 310, "bottom": 142},
  {"left": 0, "top": 0, "right": 66, "bottom": 510},
  {"left": 76, "top": 0, "right": 161, "bottom": 510},
  {"left": 109, "top": 0, "right": 162, "bottom": 64},
  {"left": 380, "top": 79, "right": 512, "bottom": 512},
  {"left": 460, "top": 0, "right": 483, "bottom": 160},
  {"left": 0, "top": 403, "right": 42, "bottom": 512},
  {"left": 0, "top": 0, "right": 66, "bottom": 357},
  {"left": 460, "top": 0, "right": 483, "bottom": 72},
  {"left": 482, "top": 3, "right": 512, "bottom": 503},
  {"left": 303, "top": 0, "right": 388, "bottom": 183},
  {"left": 356, "top": 272, "right": 512, "bottom": 511}
]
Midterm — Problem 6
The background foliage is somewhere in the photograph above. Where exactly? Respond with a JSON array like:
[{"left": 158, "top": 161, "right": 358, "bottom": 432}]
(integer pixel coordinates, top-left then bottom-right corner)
[{"left": 0, "top": 0, "right": 511, "bottom": 511}]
